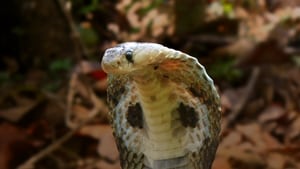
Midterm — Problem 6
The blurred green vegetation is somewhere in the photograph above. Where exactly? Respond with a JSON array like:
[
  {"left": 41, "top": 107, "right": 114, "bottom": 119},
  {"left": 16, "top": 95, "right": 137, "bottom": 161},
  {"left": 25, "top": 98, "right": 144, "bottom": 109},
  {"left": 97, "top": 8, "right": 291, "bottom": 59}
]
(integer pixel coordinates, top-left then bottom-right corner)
[
  {"left": 78, "top": 26, "right": 99, "bottom": 47},
  {"left": 208, "top": 58, "right": 243, "bottom": 83}
]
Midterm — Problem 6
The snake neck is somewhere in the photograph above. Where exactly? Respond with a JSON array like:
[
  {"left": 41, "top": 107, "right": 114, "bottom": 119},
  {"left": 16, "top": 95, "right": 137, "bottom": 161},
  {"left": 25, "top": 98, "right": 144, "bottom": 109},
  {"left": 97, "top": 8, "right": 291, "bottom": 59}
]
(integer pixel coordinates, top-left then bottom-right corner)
[{"left": 133, "top": 71, "right": 184, "bottom": 161}]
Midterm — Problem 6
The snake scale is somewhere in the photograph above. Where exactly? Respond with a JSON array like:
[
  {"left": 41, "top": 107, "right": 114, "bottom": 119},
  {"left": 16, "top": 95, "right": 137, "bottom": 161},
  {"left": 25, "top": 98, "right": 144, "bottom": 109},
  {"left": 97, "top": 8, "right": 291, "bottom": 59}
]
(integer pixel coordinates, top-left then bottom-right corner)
[{"left": 101, "top": 42, "right": 221, "bottom": 169}]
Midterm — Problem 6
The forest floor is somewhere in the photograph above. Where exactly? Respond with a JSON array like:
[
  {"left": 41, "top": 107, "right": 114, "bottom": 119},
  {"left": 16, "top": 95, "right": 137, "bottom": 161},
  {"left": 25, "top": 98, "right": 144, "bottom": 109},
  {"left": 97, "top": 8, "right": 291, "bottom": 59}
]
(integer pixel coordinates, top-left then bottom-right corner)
[{"left": 0, "top": 1, "right": 300, "bottom": 169}]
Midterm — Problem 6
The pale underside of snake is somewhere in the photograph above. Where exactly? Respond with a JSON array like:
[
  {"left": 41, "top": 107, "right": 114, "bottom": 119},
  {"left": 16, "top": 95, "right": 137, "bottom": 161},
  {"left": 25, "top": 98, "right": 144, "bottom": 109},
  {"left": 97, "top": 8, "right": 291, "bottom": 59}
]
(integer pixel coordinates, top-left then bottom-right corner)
[{"left": 101, "top": 42, "right": 221, "bottom": 169}]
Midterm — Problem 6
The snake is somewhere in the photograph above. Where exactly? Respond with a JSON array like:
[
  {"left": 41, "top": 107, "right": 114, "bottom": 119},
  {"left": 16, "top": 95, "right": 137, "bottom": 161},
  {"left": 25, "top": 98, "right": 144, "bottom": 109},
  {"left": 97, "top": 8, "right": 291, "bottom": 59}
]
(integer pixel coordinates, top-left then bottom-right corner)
[{"left": 101, "top": 42, "right": 221, "bottom": 169}]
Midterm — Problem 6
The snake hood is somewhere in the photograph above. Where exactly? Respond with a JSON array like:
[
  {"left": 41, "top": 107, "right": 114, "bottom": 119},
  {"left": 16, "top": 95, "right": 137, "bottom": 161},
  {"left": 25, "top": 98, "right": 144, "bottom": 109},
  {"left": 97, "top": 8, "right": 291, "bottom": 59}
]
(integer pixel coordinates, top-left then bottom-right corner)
[{"left": 101, "top": 42, "right": 221, "bottom": 169}]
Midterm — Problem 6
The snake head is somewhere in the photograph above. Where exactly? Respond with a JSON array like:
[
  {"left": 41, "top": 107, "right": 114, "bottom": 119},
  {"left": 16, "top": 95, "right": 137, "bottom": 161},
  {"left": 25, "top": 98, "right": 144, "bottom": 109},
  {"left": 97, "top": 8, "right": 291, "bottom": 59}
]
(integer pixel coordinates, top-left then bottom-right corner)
[{"left": 101, "top": 42, "right": 165, "bottom": 74}]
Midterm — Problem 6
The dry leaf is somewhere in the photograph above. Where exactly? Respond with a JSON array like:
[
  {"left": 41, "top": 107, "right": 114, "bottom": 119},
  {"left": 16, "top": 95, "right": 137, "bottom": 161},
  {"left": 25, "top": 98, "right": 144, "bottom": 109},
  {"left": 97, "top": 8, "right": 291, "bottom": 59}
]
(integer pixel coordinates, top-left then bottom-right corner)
[
  {"left": 212, "top": 156, "right": 232, "bottom": 169},
  {"left": 96, "top": 160, "right": 121, "bottom": 169},
  {"left": 0, "top": 90, "right": 41, "bottom": 122},
  {"left": 0, "top": 100, "right": 39, "bottom": 122},
  {"left": 261, "top": 132, "right": 282, "bottom": 150},
  {"left": 72, "top": 104, "right": 91, "bottom": 121},
  {"left": 221, "top": 88, "right": 246, "bottom": 112},
  {"left": 258, "top": 105, "right": 285, "bottom": 123},
  {"left": 94, "top": 78, "right": 108, "bottom": 92},
  {"left": 286, "top": 116, "right": 300, "bottom": 142},
  {"left": 218, "top": 147, "right": 265, "bottom": 167},
  {"left": 0, "top": 123, "right": 33, "bottom": 169},
  {"left": 220, "top": 131, "right": 242, "bottom": 148},
  {"left": 97, "top": 130, "right": 119, "bottom": 161},
  {"left": 263, "top": 122, "right": 278, "bottom": 133},
  {"left": 266, "top": 152, "right": 286, "bottom": 169},
  {"left": 79, "top": 125, "right": 119, "bottom": 161},
  {"left": 237, "top": 123, "right": 281, "bottom": 152},
  {"left": 236, "top": 123, "right": 266, "bottom": 152},
  {"left": 237, "top": 142, "right": 256, "bottom": 152},
  {"left": 235, "top": 6, "right": 249, "bottom": 19},
  {"left": 79, "top": 125, "right": 112, "bottom": 140}
]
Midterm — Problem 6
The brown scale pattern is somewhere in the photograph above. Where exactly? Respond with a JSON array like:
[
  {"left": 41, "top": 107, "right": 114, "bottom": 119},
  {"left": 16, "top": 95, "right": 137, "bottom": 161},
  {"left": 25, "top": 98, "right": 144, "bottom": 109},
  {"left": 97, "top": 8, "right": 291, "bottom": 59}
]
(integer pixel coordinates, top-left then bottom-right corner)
[{"left": 116, "top": 137, "right": 145, "bottom": 169}]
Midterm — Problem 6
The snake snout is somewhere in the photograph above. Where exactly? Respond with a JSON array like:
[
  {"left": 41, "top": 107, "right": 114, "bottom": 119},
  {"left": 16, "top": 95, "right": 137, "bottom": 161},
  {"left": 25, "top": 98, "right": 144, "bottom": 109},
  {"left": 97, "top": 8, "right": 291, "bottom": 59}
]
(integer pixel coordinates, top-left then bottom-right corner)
[
  {"left": 103, "top": 48, "right": 121, "bottom": 62},
  {"left": 101, "top": 47, "right": 123, "bottom": 73}
]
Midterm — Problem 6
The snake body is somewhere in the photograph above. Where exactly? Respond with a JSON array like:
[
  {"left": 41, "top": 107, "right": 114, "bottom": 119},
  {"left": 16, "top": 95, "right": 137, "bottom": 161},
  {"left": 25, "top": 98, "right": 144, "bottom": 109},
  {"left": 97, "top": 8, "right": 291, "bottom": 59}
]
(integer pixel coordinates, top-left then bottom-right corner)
[{"left": 101, "top": 42, "right": 221, "bottom": 169}]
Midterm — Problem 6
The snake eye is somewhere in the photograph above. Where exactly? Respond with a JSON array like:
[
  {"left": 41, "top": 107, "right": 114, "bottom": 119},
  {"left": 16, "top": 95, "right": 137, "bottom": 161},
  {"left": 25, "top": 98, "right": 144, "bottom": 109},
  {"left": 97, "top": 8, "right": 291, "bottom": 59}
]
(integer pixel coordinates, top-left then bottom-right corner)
[{"left": 125, "top": 50, "right": 134, "bottom": 63}]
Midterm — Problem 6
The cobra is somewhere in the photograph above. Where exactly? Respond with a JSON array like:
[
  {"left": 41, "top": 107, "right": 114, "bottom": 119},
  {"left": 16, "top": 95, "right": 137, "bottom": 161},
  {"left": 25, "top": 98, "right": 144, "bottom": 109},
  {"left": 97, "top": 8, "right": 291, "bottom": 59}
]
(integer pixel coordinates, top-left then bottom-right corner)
[{"left": 101, "top": 42, "right": 221, "bottom": 169}]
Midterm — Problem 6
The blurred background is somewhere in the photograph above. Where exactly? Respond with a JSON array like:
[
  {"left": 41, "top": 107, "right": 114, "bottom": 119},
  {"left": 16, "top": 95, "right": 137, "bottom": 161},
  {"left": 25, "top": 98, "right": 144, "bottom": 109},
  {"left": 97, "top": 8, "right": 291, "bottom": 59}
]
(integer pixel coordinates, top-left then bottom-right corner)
[{"left": 0, "top": 0, "right": 300, "bottom": 169}]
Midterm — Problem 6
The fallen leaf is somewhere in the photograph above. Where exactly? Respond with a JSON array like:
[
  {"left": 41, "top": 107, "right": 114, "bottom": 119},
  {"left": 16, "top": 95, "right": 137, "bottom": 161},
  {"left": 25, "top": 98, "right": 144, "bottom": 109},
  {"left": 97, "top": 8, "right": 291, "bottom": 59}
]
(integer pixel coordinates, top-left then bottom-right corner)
[
  {"left": 220, "top": 131, "right": 242, "bottom": 148},
  {"left": 287, "top": 110, "right": 298, "bottom": 122},
  {"left": 286, "top": 116, "right": 300, "bottom": 143},
  {"left": 218, "top": 147, "right": 265, "bottom": 168},
  {"left": 0, "top": 123, "right": 33, "bottom": 169},
  {"left": 72, "top": 104, "right": 91, "bottom": 121},
  {"left": 261, "top": 132, "right": 282, "bottom": 150},
  {"left": 79, "top": 125, "right": 112, "bottom": 140},
  {"left": 96, "top": 160, "right": 121, "bottom": 169},
  {"left": 79, "top": 125, "right": 119, "bottom": 161},
  {"left": 0, "top": 101, "right": 39, "bottom": 122},
  {"left": 212, "top": 156, "right": 231, "bottom": 169},
  {"left": 236, "top": 123, "right": 281, "bottom": 152},
  {"left": 237, "top": 142, "right": 255, "bottom": 152},
  {"left": 0, "top": 90, "right": 42, "bottom": 122},
  {"left": 263, "top": 121, "right": 278, "bottom": 133},
  {"left": 236, "top": 123, "right": 266, "bottom": 152},
  {"left": 221, "top": 88, "right": 246, "bottom": 112},
  {"left": 258, "top": 104, "right": 285, "bottom": 123},
  {"left": 266, "top": 152, "right": 286, "bottom": 169},
  {"left": 94, "top": 78, "right": 108, "bottom": 92},
  {"left": 97, "top": 129, "right": 119, "bottom": 161}
]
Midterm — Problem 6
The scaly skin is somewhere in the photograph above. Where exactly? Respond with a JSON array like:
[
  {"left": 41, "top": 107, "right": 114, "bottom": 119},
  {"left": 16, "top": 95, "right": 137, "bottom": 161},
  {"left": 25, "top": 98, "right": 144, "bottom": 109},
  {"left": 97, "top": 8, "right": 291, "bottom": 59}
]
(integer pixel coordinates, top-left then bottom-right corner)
[{"left": 101, "top": 42, "right": 221, "bottom": 169}]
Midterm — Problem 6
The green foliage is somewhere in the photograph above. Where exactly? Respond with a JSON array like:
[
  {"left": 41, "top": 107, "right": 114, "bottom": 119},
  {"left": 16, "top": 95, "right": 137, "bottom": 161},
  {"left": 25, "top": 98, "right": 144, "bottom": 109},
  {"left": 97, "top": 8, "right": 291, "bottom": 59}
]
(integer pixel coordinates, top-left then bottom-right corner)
[
  {"left": 11, "top": 27, "right": 24, "bottom": 36},
  {"left": 0, "top": 72, "right": 10, "bottom": 85},
  {"left": 125, "top": 0, "right": 165, "bottom": 16},
  {"left": 79, "top": 26, "right": 99, "bottom": 47},
  {"left": 137, "top": 0, "right": 164, "bottom": 16},
  {"left": 43, "top": 80, "right": 62, "bottom": 91},
  {"left": 221, "top": 0, "right": 234, "bottom": 17},
  {"left": 0, "top": 72, "right": 24, "bottom": 88},
  {"left": 73, "top": 0, "right": 101, "bottom": 14},
  {"left": 49, "top": 58, "right": 72, "bottom": 73},
  {"left": 208, "top": 58, "right": 242, "bottom": 82},
  {"left": 43, "top": 58, "right": 72, "bottom": 91},
  {"left": 129, "top": 27, "right": 140, "bottom": 33},
  {"left": 223, "top": 3, "right": 233, "bottom": 15},
  {"left": 292, "top": 56, "right": 300, "bottom": 67}
]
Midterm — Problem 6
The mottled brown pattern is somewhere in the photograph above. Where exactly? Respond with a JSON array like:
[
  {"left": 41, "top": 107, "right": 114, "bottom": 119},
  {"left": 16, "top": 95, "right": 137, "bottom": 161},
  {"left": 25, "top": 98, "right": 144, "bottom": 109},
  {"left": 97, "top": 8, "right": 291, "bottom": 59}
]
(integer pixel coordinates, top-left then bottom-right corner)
[
  {"left": 116, "top": 137, "right": 145, "bottom": 169},
  {"left": 107, "top": 75, "right": 127, "bottom": 108}
]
